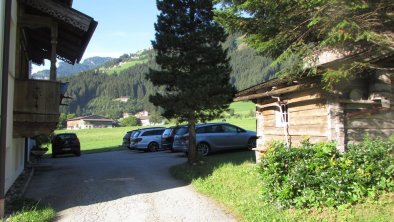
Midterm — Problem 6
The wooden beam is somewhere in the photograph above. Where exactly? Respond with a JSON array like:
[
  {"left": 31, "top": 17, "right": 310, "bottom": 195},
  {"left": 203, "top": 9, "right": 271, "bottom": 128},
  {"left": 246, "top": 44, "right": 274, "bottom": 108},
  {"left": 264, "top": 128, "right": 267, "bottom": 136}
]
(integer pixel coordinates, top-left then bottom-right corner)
[
  {"left": 234, "top": 84, "right": 314, "bottom": 101},
  {"left": 19, "top": 14, "right": 52, "bottom": 29}
]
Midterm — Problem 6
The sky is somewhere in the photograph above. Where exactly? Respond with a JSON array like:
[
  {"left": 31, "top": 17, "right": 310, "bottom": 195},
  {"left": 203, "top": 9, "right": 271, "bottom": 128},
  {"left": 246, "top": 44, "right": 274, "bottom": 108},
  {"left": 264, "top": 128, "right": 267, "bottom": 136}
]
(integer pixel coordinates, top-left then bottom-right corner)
[
  {"left": 73, "top": 0, "right": 159, "bottom": 58},
  {"left": 33, "top": 0, "right": 158, "bottom": 72}
]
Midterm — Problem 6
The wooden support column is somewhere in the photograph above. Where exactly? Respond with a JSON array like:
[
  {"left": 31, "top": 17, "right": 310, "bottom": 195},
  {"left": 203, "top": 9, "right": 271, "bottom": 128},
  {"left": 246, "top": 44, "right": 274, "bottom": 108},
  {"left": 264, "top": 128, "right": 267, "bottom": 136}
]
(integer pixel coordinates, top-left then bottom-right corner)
[
  {"left": 49, "top": 22, "right": 58, "bottom": 81},
  {"left": 254, "top": 100, "right": 266, "bottom": 163},
  {"left": 327, "top": 98, "right": 346, "bottom": 152}
]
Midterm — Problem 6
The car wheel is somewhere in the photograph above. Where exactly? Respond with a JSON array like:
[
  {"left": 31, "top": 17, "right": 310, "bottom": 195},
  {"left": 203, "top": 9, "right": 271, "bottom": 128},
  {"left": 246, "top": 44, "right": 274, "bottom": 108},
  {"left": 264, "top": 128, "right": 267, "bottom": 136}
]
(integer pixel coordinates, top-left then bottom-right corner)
[
  {"left": 127, "top": 146, "right": 133, "bottom": 150},
  {"left": 75, "top": 152, "right": 81, "bottom": 157},
  {"left": 197, "top": 142, "right": 210, "bottom": 156},
  {"left": 247, "top": 138, "right": 257, "bottom": 150},
  {"left": 148, "top": 142, "right": 159, "bottom": 152}
]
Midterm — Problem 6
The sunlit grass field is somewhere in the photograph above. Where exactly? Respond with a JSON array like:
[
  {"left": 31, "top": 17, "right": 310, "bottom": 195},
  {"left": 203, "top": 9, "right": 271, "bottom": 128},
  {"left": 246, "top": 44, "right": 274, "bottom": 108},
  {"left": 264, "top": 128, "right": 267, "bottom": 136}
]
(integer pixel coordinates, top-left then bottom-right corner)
[{"left": 100, "top": 59, "right": 148, "bottom": 75}]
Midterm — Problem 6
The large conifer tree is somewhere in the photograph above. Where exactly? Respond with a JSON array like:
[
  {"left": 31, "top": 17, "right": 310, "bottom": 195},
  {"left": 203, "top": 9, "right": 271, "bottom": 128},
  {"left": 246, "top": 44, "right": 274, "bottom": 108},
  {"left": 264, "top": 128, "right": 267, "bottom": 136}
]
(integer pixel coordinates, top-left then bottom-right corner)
[
  {"left": 148, "top": 0, "right": 235, "bottom": 163},
  {"left": 215, "top": 0, "right": 394, "bottom": 85}
]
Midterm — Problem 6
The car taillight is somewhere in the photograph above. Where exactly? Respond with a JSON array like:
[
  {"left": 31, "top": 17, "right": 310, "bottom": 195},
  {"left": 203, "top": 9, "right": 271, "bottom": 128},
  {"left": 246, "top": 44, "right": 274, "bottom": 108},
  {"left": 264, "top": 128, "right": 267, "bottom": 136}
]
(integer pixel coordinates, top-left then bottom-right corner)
[
  {"left": 135, "top": 138, "right": 142, "bottom": 143},
  {"left": 181, "top": 135, "right": 189, "bottom": 141}
]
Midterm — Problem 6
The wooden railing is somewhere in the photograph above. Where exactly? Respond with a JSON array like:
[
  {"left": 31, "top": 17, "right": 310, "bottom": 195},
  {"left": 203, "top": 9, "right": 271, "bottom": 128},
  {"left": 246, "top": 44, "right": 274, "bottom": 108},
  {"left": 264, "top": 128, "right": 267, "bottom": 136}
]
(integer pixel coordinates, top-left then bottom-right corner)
[{"left": 13, "top": 79, "right": 62, "bottom": 137}]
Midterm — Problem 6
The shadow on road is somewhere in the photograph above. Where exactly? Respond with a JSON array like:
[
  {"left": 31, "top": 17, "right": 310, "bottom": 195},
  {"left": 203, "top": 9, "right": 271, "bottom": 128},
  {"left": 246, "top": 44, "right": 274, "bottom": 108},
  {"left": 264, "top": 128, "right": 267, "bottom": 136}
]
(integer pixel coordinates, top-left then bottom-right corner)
[
  {"left": 24, "top": 149, "right": 254, "bottom": 214},
  {"left": 25, "top": 150, "right": 185, "bottom": 212}
]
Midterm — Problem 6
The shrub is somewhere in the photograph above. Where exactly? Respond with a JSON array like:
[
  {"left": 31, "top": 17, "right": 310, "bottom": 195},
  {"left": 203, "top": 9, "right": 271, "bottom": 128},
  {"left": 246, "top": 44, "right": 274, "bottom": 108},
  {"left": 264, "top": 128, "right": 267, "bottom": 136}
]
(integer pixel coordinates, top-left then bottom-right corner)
[
  {"left": 259, "top": 137, "right": 394, "bottom": 209},
  {"left": 119, "top": 116, "right": 139, "bottom": 127}
]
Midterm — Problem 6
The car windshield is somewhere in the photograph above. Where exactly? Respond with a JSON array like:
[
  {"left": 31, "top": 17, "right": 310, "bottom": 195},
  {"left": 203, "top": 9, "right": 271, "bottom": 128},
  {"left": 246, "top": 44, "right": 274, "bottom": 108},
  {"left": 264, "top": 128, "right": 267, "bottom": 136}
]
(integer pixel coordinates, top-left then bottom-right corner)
[
  {"left": 132, "top": 131, "right": 140, "bottom": 137},
  {"left": 175, "top": 127, "right": 188, "bottom": 135},
  {"left": 162, "top": 128, "right": 172, "bottom": 136}
]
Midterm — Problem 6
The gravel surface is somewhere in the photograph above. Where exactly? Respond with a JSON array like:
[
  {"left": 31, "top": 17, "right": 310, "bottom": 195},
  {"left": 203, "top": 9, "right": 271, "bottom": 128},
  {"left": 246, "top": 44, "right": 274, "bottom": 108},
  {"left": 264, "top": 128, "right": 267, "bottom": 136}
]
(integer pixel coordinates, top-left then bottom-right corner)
[{"left": 24, "top": 150, "right": 237, "bottom": 222}]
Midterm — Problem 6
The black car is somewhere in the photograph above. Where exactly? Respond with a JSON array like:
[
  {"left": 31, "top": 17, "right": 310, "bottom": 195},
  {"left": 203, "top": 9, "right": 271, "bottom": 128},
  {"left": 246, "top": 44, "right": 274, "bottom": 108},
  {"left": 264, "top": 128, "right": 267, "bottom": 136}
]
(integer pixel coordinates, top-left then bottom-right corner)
[
  {"left": 122, "top": 130, "right": 136, "bottom": 150},
  {"left": 161, "top": 126, "right": 184, "bottom": 151},
  {"left": 51, "top": 133, "right": 81, "bottom": 158}
]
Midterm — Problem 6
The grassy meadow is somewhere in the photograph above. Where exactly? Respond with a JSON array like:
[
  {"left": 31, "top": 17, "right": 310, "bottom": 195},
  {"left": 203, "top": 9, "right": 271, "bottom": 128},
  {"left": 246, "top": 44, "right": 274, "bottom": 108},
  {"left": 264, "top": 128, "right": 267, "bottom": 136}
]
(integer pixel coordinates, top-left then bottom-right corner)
[{"left": 101, "top": 59, "right": 148, "bottom": 75}]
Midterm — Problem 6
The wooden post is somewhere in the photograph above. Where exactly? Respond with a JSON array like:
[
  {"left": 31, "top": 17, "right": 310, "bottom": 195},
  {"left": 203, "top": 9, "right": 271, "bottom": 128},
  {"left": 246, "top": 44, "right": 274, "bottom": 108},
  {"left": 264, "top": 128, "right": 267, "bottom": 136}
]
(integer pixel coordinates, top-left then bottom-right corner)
[
  {"left": 327, "top": 98, "right": 346, "bottom": 152},
  {"left": 49, "top": 21, "right": 58, "bottom": 81}
]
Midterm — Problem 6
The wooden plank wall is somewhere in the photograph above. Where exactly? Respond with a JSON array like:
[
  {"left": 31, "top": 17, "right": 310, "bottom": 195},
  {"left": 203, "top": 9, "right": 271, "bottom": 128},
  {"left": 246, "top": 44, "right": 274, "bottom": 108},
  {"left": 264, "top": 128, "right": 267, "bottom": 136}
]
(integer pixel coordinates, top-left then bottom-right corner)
[
  {"left": 346, "top": 73, "right": 394, "bottom": 144},
  {"left": 347, "top": 109, "right": 394, "bottom": 143},
  {"left": 256, "top": 89, "right": 329, "bottom": 148}
]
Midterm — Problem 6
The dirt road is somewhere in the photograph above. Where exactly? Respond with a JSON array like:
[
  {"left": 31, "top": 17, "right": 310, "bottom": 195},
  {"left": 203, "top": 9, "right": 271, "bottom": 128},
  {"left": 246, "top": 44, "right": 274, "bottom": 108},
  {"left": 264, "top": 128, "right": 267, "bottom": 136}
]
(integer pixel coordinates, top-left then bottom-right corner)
[{"left": 24, "top": 150, "right": 236, "bottom": 222}]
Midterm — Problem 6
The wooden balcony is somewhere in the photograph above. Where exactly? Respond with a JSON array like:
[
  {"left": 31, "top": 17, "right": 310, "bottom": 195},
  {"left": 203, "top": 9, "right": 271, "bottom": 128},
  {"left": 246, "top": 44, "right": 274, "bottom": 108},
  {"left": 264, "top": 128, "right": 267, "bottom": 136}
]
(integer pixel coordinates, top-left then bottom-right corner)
[{"left": 13, "top": 79, "right": 62, "bottom": 138}]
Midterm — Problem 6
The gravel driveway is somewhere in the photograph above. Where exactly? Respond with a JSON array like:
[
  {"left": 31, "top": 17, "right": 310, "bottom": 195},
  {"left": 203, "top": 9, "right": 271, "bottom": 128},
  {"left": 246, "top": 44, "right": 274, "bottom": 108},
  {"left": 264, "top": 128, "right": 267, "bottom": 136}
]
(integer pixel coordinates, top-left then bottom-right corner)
[{"left": 24, "top": 150, "right": 237, "bottom": 222}]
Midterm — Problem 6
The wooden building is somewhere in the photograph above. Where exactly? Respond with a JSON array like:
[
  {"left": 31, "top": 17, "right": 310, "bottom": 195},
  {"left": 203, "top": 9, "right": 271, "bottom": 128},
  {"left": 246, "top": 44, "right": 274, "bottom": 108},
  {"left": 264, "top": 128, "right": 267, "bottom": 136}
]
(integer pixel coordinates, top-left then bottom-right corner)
[
  {"left": 1, "top": 0, "right": 96, "bottom": 214},
  {"left": 235, "top": 51, "right": 394, "bottom": 161}
]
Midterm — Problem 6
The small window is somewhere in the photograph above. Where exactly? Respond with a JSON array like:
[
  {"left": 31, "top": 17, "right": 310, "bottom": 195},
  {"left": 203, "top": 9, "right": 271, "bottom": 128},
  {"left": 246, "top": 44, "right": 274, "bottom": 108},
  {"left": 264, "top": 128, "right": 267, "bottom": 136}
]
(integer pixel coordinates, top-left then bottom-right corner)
[
  {"left": 222, "top": 124, "right": 237, "bottom": 133},
  {"left": 152, "top": 129, "right": 165, "bottom": 135},
  {"left": 196, "top": 127, "right": 206, "bottom": 134},
  {"left": 275, "top": 104, "right": 289, "bottom": 127}
]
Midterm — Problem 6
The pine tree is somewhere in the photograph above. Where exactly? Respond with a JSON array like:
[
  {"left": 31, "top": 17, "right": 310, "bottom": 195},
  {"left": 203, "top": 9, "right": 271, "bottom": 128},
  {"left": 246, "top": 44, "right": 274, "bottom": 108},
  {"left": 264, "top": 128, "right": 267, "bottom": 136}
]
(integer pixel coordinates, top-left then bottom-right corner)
[
  {"left": 215, "top": 0, "right": 394, "bottom": 84},
  {"left": 148, "top": 0, "right": 235, "bottom": 163}
]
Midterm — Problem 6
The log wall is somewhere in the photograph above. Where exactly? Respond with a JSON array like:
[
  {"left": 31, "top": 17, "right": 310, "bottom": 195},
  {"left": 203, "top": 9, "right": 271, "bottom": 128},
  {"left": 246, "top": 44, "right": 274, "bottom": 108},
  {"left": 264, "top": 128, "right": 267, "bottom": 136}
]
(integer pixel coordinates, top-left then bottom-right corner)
[
  {"left": 256, "top": 89, "right": 330, "bottom": 149},
  {"left": 346, "top": 109, "right": 394, "bottom": 143}
]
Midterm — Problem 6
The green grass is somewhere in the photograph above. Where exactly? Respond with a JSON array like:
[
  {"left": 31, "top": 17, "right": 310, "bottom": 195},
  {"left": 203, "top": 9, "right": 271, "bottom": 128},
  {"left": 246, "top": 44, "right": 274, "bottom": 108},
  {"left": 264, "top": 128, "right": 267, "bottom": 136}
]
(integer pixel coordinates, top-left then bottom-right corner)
[
  {"left": 229, "top": 101, "right": 255, "bottom": 116},
  {"left": 6, "top": 198, "right": 56, "bottom": 222},
  {"left": 56, "top": 127, "right": 134, "bottom": 149},
  {"left": 49, "top": 126, "right": 143, "bottom": 155},
  {"left": 222, "top": 117, "right": 256, "bottom": 131},
  {"left": 170, "top": 151, "right": 394, "bottom": 222},
  {"left": 100, "top": 59, "right": 148, "bottom": 75}
]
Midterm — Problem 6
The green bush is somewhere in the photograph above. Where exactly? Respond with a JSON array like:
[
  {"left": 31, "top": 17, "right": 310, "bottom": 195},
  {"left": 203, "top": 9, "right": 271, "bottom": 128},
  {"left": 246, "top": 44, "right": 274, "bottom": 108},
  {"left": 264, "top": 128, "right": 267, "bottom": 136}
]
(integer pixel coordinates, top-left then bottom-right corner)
[
  {"left": 259, "top": 137, "right": 394, "bottom": 209},
  {"left": 119, "top": 116, "right": 139, "bottom": 127}
]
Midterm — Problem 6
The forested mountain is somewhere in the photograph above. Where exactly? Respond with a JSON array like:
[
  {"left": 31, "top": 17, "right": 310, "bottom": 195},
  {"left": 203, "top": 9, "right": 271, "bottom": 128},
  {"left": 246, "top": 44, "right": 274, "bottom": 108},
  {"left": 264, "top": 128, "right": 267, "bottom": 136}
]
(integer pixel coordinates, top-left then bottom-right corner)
[
  {"left": 60, "top": 35, "right": 277, "bottom": 119},
  {"left": 32, "top": 56, "right": 113, "bottom": 79}
]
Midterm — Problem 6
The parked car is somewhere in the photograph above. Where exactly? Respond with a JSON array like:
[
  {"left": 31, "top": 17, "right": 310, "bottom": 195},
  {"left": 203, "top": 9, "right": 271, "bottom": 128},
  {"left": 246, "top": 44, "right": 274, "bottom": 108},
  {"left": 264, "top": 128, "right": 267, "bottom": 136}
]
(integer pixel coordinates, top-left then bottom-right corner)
[
  {"left": 172, "top": 123, "right": 257, "bottom": 156},
  {"left": 122, "top": 130, "right": 137, "bottom": 150},
  {"left": 161, "top": 125, "right": 185, "bottom": 151},
  {"left": 51, "top": 133, "right": 81, "bottom": 158},
  {"left": 130, "top": 127, "right": 166, "bottom": 152}
]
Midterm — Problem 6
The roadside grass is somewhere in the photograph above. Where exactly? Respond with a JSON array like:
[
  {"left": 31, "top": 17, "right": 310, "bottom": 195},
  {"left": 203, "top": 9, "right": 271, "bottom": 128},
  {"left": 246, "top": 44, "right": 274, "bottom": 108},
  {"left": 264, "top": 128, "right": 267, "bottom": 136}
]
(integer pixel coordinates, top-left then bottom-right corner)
[
  {"left": 170, "top": 151, "right": 394, "bottom": 222},
  {"left": 6, "top": 198, "right": 55, "bottom": 222}
]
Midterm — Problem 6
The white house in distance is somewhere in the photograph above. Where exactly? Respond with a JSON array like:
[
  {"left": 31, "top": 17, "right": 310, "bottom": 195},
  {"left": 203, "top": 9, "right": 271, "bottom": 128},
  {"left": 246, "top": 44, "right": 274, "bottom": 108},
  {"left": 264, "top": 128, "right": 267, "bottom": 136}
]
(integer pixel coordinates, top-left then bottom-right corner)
[{"left": 67, "top": 115, "right": 114, "bottom": 130}]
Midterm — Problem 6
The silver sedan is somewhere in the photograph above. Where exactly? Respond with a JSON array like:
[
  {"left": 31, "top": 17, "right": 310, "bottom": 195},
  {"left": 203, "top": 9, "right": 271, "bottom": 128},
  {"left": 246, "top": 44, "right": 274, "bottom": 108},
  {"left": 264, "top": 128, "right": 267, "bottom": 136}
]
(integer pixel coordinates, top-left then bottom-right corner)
[{"left": 172, "top": 123, "right": 257, "bottom": 156}]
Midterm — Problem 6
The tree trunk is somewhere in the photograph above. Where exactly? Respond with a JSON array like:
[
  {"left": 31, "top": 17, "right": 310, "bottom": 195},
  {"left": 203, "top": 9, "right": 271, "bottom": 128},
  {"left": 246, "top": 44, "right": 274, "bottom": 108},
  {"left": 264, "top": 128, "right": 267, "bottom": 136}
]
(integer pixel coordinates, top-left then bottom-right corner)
[{"left": 187, "top": 118, "right": 197, "bottom": 164}]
